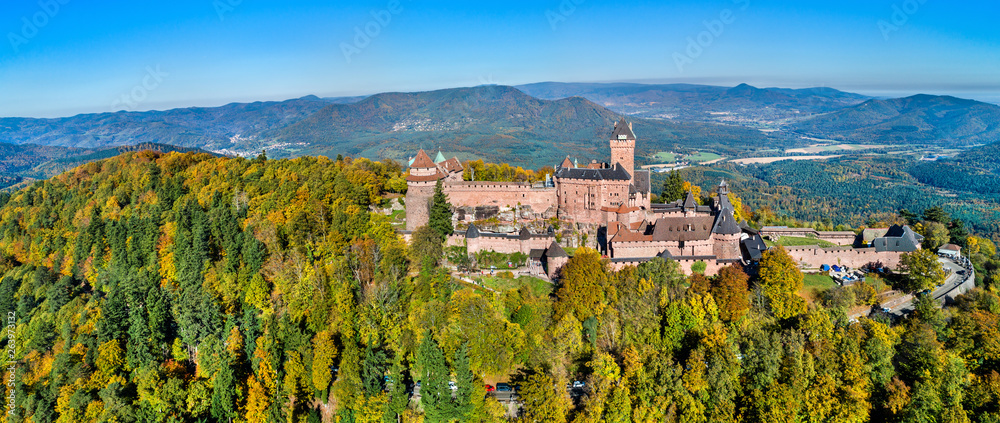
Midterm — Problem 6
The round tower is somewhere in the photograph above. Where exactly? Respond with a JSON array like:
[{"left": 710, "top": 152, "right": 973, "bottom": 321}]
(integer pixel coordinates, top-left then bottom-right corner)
[{"left": 405, "top": 149, "right": 444, "bottom": 231}]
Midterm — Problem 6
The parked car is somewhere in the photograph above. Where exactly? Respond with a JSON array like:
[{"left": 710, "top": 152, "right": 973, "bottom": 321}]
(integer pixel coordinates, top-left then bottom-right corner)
[
  {"left": 485, "top": 384, "right": 495, "bottom": 392},
  {"left": 448, "top": 381, "right": 457, "bottom": 391},
  {"left": 496, "top": 383, "right": 512, "bottom": 392},
  {"left": 572, "top": 381, "right": 586, "bottom": 389}
]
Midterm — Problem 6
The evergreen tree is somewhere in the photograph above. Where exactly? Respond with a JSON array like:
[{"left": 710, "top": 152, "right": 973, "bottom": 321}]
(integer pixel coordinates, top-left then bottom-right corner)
[
  {"left": 417, "top": 333, "right": 454, "bottom": 422},
  {"left": 429, "top": 179, "right": 453, "bottom": 240},
  {"left": 661, "top": 170, "right": 685, "bottom": 203},
  {"left": 453, "top": 344, "right": 475, "bottom": 419}
]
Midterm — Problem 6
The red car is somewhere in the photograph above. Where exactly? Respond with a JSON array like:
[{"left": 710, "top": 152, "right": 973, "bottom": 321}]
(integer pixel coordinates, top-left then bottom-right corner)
[{"left": 485, "top": 384, "right": 495, "bottom": 392}]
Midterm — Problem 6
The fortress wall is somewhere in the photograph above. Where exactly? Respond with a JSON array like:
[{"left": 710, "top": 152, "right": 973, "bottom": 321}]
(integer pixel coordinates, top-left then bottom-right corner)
[
  {"left": 785, "top": 246, "right": 905, "bottom": 269},
  {"left": 760, "top": 228, "right": 857, "bottom": 246},
  {"left": 444, "top": 183, "right": 557, "bottom": 215},
  {"left": 467, "top": 235, "right": 554, "bottom": 255},
  {"left": 405, "top": 181, "right": 436, "bottom": 231}
]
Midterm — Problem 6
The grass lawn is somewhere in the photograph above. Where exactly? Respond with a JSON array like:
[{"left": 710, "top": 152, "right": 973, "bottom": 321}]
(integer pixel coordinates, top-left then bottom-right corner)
[
  {"left": 651, "top": 152, "right": 677, "bottom": 163},
  {"left": 476, "top": 275, "right": 553, "bottom": 296},
  {"left": 685, "top": 152, "right": 723, "bottom": 163},
  {"left": 764, "top": 236, "right": 838, "bottom": 248},
  {"left": 799, "top": 273, "right": 836, "bottom": 301},
  {"left": 389, "top": 209, "right": 406, "bottom": 228}
]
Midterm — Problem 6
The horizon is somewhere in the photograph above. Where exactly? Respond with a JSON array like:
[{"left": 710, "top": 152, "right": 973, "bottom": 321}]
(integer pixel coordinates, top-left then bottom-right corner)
[
  {"left": 4, "top": 81, "right": 1000, "bottom": 120},
  {"left": 2, "top": 0, "right": 999, "bottom": 118}
]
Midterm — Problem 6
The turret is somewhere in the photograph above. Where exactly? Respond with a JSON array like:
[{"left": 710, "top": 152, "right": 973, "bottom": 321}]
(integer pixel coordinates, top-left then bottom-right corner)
[{"left": 610, "top": 117, "right": 636, "bottom": 182}]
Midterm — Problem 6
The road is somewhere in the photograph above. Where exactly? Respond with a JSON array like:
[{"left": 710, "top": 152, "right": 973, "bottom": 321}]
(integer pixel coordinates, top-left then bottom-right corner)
[{"left": 891, "top": 256, "right": 971, "bottom": 316}]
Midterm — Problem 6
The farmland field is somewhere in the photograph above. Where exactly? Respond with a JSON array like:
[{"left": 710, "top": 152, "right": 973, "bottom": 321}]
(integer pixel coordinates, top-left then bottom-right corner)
[{"left": 686, "top": 152, "right": 723, "bottom": 163}]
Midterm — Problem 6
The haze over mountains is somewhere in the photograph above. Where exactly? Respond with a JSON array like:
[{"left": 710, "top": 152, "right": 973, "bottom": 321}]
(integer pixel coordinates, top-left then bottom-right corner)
[{"left": 1, "top": 82, "right": 999, "bottom": 173}]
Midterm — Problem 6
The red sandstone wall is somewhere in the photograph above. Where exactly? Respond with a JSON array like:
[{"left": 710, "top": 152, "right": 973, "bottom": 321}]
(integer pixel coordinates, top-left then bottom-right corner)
[
  {"left": 445, "top": 183, "right": 557, "bottom": 215},
  {"left": 785, "top": 246, "right": 905, "bottom": 270},
  {"left": 467, "top": 236, "right": 554, "bottom": 255},
  {"left": 609, "top": 258, "right": 729, "bottom": 276}
]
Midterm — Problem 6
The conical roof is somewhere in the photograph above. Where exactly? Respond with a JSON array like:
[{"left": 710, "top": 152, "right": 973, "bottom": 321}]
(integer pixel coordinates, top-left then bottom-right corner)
[
  {"left": 518, "top": 226, "right": 532, "bottom": 240},
  {"left": 410, "top": 149, "right": 436, "bottom": 168},
  {"left": 434, "top": 151, "right": 446, "bottom": 163},
  {"left": 682, "top": 191, "right": 697, "bottom": 210},
  {"left": 465, "top": 224, "right": 481, "bottom": 239},
  {"left": 546, "top": 241, "right": 568, "bottom": 258}
]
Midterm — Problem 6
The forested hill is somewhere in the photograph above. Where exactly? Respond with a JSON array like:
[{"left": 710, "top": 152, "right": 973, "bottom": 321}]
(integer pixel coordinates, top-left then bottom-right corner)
[
  {"left": 266, "top": 85, "right": 775, "bottom": 167},
  {"left": 1, "top": 151, "right": 1000, "bottom": 422},
  {"left": 793, "top": 95, "right": 1000, "bottom": 146}
]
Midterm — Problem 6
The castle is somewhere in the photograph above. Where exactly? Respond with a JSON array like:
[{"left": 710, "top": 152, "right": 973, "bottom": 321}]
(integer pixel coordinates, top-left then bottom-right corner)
[
  {"left": 405, "top": 118, "right": 748, "bottom": 277},
  {"left": 404, "top": 119, "right": 922, "bottom": 278}
]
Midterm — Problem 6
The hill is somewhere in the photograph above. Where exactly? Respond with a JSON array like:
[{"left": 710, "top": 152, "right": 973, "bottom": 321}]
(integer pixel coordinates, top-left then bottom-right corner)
[
  {"left": 266, "top": 85, "right": 779, "bottom": 167},
  {"left": 0, "top": 142, "right": 214, "bottom": 190},
  {"left": 516, "top": 82, "right": 870, "bottom": 122},
  {"left": 0, "top": 96, "right": 334, "bottom": 150},
  {"left": 793, "top": 95, "right": 1000, "bottom": 146}
]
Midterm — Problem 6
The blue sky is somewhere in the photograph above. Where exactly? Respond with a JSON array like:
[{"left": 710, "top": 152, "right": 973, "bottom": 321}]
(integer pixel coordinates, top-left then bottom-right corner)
[{"left": 1, "top": 0, "right": 998, "bottom": 117}]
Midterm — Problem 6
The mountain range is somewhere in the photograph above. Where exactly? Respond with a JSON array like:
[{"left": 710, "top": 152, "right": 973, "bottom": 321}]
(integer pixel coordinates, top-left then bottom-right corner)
[{"left": 1, "top": 83, "right": 999, "bottom": 171}]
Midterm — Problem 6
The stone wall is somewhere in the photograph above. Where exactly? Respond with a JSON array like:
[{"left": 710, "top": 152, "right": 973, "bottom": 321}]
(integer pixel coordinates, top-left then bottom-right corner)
[
  {"left": 468, "top": 235, "right": 553, "bottom": 255},
  {"left": 405, "top": 181, "right": 435, "bottom": 231},
  {"left": 760, "top": 228, "right": 857, "bottom": 246},
  {"left": 785, "top": 246, "right": 906, "bottom": 270},
  {"left": 609, "top": 258, "right": 734, "bottom": 276},
  {"left": 444, "top": 182, "right": 557, "bottom": 219}
]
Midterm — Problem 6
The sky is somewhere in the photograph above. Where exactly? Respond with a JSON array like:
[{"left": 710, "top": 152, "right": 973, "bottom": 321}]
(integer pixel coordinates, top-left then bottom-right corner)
[{"left": 1, "top": 0, "right": 998, "bottom": 118}]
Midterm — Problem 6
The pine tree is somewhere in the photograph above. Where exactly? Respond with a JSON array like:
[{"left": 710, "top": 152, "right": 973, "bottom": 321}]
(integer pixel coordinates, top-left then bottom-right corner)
[
  {"left": 661, "top": 171, "right": 685, "bottom": 203},
  {"left": 417, "top": 333, "right": 454, "bottom": 422},
  {"left": 429, "top": 180, "right": 453, "bottom": 240}
]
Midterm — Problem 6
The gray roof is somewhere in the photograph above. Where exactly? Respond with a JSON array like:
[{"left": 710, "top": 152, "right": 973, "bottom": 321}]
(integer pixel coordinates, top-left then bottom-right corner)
[
  {"left": 465, "top": 224, "right": 481, "bottom": 238},
  {"left": 742, "top": 235, "right": 767, "bottom": 261},
  {"left": 518, "top": 226, "right": 532, "bottom": 240},
  {"left": 546, "top": 241, "right": 568, "bottom": 258},
  {"left": 711, "top": 210, "right": 742, "bottom": 235},
  {"left": 611, "top": 117, "right": 636, "bottom": 140},
  {"left": 873, "top": 225, "right": 922, "bottom": 252},
  {"left": 682, "top": 191, "right": 697, "bottom": 210},
  {"left": 633, "top": 170, "right": 650, "bottom": 193},
  {"left": 555, "top": 163, "right": 631, "bottom": 181}
]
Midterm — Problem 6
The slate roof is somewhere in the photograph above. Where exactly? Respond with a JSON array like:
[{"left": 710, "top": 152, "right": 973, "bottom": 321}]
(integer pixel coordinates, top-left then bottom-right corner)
[
  {"left": 711, "top": 210, "right": 742, "bottom": 235},
  {"left": 554, "top": 163, "right": 631, "bottom": 181},
  {"left": 741, "top": 234, "right": 767, "bottom": 261},
  {"left": 465, "top": 224, "right": 481, "bottom": 239},
  {"left": 633, "top": 170, "right": 650, "bottom": 193},
  {"left": 682, "top": 191, "right": 697, "bottom": 210},
  {"left": 872, "top": 225, "right": 922, "bottom": 252},
  {"left": 518, "top": 226, "right": 532, "bottom": 240},
  {"left": 650, "top": 216, "right": 715, "bottom": 242},
  {"left": 546, "top": 241, "right": 568, "bottom": 258},
  {"left": 611, "top": 117, "right": 636, "bottom": 140},
  {"left": 410, "top": 149, "right": 436, "bottom": 168},
  {"left": 529, "top": 249, "right": 546, "bottom": 260}
]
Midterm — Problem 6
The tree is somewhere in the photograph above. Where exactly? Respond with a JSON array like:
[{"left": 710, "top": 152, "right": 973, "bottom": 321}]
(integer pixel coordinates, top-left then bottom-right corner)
[
  {"left": 920, "top": 221, "right": 950, "bottom": 250},
  {"left": 554, "top": 247, "right": 609, "bottom": 322},
  {"left": 312, "top": 330, "right": 338, "bottom": 393},
  {"left": 410, "top": 225, "right": 444, "bottom": 268},
  {"left": 899, "top": 249, "right": 947, "bottom": 293},
  {"left": 661, "top": 171, "right": 685, "bottom": 203},
  {"left": 429, "top": 179, "right": 453, "bottom": 240},
  {"left": 417, "top": 333, "right": 454, "bottom": 422},
  {"left": 691, "top": 261, "right": 708, "bottom": 275},
  {"left": 518, "top": 371, "right": 569, "bottom": 423},
  {"left": 757, "top": 246, "right": 805, "bottom": 319},
  {"left": 712, "top": 265, "right": 750, "bottom": 322},
  {"left": 923, "top": 206, "right": 950, "bottom": 224}
]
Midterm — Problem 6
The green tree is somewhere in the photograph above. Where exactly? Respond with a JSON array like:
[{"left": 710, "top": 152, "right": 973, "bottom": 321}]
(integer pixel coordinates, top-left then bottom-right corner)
[
  {"left": 429, "top": 179, "right": 453, "bottom": 240},
  {"left": 899, "top": 249, "right": 947, "bottom": 293},
  {"left": 661, "top": 170, "right": 685, "bottom": 203},
  {"left": 417, "top": 333, "right": 455, "bottom": 422},
  {"left": 923, "top": 206, "right": 950, "bottom": 224},
  {"left": 757, "top": 246, "right": 806, "bottom": 319},
  {"left": 921, "top": 221, "right": 950, "bottom": 251}
]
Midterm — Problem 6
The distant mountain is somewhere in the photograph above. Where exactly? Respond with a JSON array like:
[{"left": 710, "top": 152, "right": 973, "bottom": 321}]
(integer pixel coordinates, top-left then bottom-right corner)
[
  {"left": 515, "top": 82, "right": 870, "bottom": 122},
  {"left": 266, "top": 85, "right": 778, "bottom": 167},
  {"left": 0, "top": 96, "right": 333, "bottom": 150},
  {"left": 793, "top": 95, "right": 1000, "bottom": 146}
]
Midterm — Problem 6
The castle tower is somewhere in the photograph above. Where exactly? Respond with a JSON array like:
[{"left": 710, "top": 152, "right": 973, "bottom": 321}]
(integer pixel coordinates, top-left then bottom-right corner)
[
  {"left": 405, "top": 149, "right": 444, "bottom": 231},
  {"left": 610, "top": 117, "right": 636, "bottom": 181}
]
